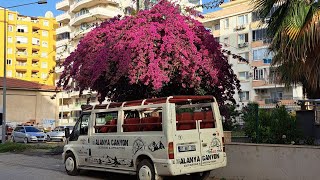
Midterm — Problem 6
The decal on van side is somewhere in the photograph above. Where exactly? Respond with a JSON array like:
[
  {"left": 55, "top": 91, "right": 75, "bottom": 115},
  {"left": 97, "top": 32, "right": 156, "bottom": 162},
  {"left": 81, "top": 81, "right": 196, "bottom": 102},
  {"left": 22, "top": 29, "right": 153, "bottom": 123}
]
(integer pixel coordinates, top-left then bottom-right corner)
[
  {"left": 148, "top": 141, "right": 165, "bottom": 152},
  {"left": 207, "top": 138, "right": 222, "bottom": 154},
  {"left": 132, "top": 138, "right": 145, "bottom": 155},
  {"left": 86, "top": 156, "right": 134, "bottom": 167}
]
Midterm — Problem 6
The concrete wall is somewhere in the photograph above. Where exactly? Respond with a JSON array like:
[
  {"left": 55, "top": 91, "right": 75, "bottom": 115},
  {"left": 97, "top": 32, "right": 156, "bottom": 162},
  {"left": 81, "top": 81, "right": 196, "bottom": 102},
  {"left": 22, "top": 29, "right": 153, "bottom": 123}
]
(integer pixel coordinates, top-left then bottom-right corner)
[
  {"left": 0, "top": 89, "right": 59, "bottom": 125},
  {"left": 211, "top": 143, "right": 320, "bottom": 180}
]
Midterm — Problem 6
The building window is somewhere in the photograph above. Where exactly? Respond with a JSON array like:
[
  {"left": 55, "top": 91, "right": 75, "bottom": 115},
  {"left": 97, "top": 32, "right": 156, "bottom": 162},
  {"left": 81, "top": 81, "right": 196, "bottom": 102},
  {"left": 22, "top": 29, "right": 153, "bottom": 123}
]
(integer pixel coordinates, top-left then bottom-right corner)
[
  {"left": 6, "top": 59, "right": 12, "bottom": 65},
  {"left": 223, "top": 37, "right": 229, "bottom": 47},
  {"left": 239, "top": 91, "right": 250, "bottom": 101},
  {"left": 263, "top": 58, "right": 272, "bottom": 64},
  {"left": 7, "top": 48, "right": 12, "bottom": 54},
  {"left": 214, "top": 37, "right": 220, "bottom": 43},
  {"left": 214, "top": 23, "right": 220, "bottom": 30},
  {"left": 254, "top": 69, "right": 265, "bottom": 80},
  {"left": 253, "top": 29, "right": 267, "bottom": 41},
  {"left": 32, "top": 38, "right": 40, "bottom": 45},
  {"left": 41, "top": 62, "right": 48, "bottom": 68},
  {"left": 16, "top": 72, "right": 25, "bottom": 78},
  {"left": 224, "top": 18, "right": 229, "bottom": 29},
  {"left": 7, "top": 70, "right": 12, "bottom": 77},
  {"left": 239, "top": 71, "right": 249, "bottom": 81},
  {"left": 253, "top": 48, "right": 273, "bottom": 60},
  {"left": 42, "top": 30, "right": 48, "bottom": 37},
  {"left": 8, "top": 25, "right": 13, "bottom": 32},
  {"left": 41, "top": 73, "right": 48, "bottom": 79},
  {"left": 8, "top": 37, "right": 13, "bottom": 43},
  {"left": 8, "top": 14, "right": 14, "bottom": 20},
  {"left": 16, "top": 36, "right": 28, "bottom": 44},
  {"left": 271, "top": 91, "right": 283, "bottom": 100},
  {"left": 57, "top": 32, "right": 70, "bottom": 41},
  {"left": 238, "top": 14, "right": 249, "bottom": 26},
  {"left": 238, "top": 33, "right": 249, "bottom": 44},
  {"left": 42, "top": 41, "right": 48, "bottom": 47},
  {"left": 41, "top": 52, "right": 48, "bottom": 58},
  {"left": 75, "top": 8, "right": 89, "bottom": 18},
  {"left": 17, "top": 25, "right": 28, "bottom": 33},
  {"left": 239, "top": 52, "right": 249, "bottom": 61},
  {"left": 43, "top": 20, "right": 49, "bottom": 26}
]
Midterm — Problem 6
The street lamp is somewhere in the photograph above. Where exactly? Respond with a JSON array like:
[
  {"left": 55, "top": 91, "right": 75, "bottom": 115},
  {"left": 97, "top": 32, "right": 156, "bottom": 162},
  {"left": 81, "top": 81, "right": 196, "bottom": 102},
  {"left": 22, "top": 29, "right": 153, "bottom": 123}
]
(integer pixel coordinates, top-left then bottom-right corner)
[{"left": 1, "top": 0, "right": 47, "bottom": 144}]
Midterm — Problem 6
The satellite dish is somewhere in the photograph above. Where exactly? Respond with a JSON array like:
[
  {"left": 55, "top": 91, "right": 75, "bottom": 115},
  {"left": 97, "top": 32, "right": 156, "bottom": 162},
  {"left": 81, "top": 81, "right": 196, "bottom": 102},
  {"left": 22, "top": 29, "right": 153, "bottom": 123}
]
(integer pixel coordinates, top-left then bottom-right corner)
[{"left": 45, "top": 11, "right": 54, "bottom": 18}]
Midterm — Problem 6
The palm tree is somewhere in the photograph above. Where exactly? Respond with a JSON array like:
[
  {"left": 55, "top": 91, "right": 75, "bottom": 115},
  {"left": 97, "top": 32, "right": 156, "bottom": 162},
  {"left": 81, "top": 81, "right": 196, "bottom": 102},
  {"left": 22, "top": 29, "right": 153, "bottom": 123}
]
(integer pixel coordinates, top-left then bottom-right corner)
[{"left": 254, "top": 0, "right": 320, "bottom": 98}]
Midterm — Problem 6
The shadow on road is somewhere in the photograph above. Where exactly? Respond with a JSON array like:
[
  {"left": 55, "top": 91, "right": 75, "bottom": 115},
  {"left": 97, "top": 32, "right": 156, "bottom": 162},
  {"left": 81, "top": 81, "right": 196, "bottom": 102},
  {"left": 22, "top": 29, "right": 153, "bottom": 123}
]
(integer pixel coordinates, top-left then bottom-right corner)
[{"left": 79, "top": 170, "right": 196, "bottom": 180}]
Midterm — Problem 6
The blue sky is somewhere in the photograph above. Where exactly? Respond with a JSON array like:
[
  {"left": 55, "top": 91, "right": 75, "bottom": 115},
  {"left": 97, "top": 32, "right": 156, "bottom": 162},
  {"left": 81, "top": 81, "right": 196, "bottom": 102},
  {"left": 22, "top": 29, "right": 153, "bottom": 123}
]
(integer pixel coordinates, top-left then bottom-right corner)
[{"left": 0, "top": 0, "right": 217, "bottom": 17}]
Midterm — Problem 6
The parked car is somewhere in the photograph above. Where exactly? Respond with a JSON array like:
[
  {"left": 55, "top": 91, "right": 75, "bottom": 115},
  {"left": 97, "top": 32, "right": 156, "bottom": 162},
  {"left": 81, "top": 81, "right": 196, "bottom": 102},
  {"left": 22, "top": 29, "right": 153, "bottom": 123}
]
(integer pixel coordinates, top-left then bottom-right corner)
[
  {"left": 12, "top": 126, "right": 47, "bottom": 143},
  {"left": 46, "top": 126, "right": 73, "bottom": 142}
]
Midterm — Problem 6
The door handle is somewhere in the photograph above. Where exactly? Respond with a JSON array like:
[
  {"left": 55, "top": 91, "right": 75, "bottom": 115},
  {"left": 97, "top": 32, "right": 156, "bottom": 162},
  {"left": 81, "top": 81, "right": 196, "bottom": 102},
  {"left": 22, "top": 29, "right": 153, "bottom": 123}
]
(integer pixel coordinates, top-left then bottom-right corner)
[
  {"left": 202, "top": 143, "right": 207, "bottom": 147},
  {"left": 213, "top": 133, "right": 216, "bottom": 136}
]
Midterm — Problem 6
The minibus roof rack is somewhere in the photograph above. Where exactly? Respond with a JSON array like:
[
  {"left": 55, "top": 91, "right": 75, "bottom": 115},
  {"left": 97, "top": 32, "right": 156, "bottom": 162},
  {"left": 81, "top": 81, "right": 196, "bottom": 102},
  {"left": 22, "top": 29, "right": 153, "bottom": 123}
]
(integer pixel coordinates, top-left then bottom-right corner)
[{"left": 92, "top": 95, "right": 215, "bottom": 110}]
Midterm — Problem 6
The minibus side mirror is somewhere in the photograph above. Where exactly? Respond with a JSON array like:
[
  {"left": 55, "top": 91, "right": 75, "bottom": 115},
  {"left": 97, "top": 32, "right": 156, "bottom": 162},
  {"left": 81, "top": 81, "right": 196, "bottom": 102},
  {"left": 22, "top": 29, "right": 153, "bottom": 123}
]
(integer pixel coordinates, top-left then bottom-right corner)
[{"left": 65, "top": 128, "right": 70, "bottom": 138}]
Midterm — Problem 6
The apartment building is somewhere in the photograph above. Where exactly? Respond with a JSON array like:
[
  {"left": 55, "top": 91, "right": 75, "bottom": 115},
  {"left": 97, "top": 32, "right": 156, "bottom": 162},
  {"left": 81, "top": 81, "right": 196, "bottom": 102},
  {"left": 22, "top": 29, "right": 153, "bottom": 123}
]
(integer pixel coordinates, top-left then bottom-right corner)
[
  {"left": 0, "top": 9, "right": 57, "bottom": 86},
  {"left": 55, "top": 0, "right": 202, "bottom": 126},
  {"left": 201, "top": 0, "right": 303, "bottom": 109}
]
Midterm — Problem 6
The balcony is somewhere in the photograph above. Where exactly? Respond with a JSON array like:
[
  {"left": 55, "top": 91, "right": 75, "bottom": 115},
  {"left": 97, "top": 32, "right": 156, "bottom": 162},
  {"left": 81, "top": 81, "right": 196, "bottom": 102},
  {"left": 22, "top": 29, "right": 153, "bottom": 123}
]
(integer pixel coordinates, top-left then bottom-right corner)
[
  {"left": 71, "top": 7, "right": 121, "bottom": 26},
  {"left": 56, "top": 12, "right": 71, "bottom": 23},
  {"left": 252, "top": 78, "right": 285, "bottom": 89},
  {"left": 234, "top": 25, "right": 246, "bottom": 31},
  {"left": 16, "top": 52, "right": 28, "bottom": 59},
  {"left": 56, "top": 26, "right": 71, "bottom": 34},
  {"left": 238, "top": 42, "right": 249, "bottom": 48},
  {"left": 32, "top": 63, "right": 40, "bottom": 72},
  {"left": 56, "top": 0, "right": 70, "bottom": 11},
  {"left": 32, "top": 53, "right": 40, "bottom": 60},
  {"left": 16, "top": 42, "right": 28, "bottom": 49},
  {"left": 31, "top": 20, "right": 41, "bottom": 30},
  {"left": 71, "top": 0, "right": 119, "bottom": 13},
  {"left": 32, "top": 44, "right": 41, "bottom": 50}
]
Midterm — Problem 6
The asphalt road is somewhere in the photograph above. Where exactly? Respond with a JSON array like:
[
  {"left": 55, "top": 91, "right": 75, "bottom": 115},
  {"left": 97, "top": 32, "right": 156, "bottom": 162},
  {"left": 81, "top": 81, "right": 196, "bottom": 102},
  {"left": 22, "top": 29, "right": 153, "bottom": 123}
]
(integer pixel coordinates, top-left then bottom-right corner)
[
  {"left": 0, "top": 153, "right": 127, "bottom": 180},
  {"left": 0, "top": 153, "right": 217, "bottom": 180}
]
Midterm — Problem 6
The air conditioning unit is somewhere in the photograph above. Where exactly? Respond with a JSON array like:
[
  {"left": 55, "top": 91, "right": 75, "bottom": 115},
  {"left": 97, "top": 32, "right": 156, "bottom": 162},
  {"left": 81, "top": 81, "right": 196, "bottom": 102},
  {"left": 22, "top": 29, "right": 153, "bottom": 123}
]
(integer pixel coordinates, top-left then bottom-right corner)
[
  {"left": 238, "top": 42, "right": 248, "bottom": 48},
  {"left": 264, "top": 18, "right": 270, "bottom": 23},
  {"left": 263, "top": 39, "right": 271, "bottom": 44}
]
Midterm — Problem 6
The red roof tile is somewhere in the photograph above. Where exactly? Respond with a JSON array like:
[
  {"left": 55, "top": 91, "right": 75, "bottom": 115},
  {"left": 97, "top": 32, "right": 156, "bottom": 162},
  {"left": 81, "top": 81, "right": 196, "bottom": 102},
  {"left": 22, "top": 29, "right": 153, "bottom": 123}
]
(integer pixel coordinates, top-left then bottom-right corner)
[{"left": 0, "top": 77, "right": 58, "bottom": 91}]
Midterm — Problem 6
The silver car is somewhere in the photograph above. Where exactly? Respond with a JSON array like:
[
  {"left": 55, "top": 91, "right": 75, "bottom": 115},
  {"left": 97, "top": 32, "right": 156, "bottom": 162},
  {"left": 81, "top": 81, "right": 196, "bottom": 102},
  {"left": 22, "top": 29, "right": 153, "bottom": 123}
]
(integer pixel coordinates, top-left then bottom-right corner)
[
  {"left": 46, "top": 126, "right": 73, "bottom": 142},
  {"left": 12, "top": 126, "right": 47, "bottom": 143}
]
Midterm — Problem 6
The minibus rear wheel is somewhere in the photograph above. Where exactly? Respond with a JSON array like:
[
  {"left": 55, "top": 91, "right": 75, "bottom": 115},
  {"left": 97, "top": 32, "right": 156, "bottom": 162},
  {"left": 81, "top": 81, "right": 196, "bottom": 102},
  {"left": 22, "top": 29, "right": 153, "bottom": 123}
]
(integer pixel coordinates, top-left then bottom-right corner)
[
  {"left": 65, "top": 152, "right": 80, "bottom": 176},
  {"left": 137, "top": 159, "right": 156, "bottom": 180}
]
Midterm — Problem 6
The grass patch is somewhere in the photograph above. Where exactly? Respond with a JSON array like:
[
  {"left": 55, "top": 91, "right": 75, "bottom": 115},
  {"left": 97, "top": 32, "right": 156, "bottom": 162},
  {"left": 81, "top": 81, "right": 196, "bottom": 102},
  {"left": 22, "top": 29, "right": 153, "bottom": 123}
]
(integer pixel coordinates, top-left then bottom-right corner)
[{"left": 0, "top": 143, "right": 62, "bottom": 153}]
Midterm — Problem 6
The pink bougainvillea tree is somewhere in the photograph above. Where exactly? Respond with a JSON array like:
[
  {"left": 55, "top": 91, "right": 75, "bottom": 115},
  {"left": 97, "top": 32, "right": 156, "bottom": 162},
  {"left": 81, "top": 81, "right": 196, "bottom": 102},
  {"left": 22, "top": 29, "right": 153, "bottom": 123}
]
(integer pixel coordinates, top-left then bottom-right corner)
[{"left": 57, "top": 0, "right": 241, "bottom": 113}]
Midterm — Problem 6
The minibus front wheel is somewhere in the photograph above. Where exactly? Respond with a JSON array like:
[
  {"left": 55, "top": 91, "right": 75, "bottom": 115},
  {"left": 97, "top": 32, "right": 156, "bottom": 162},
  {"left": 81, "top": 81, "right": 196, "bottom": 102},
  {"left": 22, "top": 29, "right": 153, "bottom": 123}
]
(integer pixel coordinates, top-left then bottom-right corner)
[{"left": 65, "top": 152, "right": 80, "bottom": 176}]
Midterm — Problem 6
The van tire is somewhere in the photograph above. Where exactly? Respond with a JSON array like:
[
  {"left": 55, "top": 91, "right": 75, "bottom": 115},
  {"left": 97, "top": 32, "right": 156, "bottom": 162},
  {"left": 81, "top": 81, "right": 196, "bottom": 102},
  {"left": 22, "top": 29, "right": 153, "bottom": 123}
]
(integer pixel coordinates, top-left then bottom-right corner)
[
  {"left": 137, "top": 159, "right": 156, "bottom": 180},
  {"left": 191, "top": 171, "right": 211, "bottom": 180},
  {"left": 65, "top": 152, "right": 80, "bottom": 176}
]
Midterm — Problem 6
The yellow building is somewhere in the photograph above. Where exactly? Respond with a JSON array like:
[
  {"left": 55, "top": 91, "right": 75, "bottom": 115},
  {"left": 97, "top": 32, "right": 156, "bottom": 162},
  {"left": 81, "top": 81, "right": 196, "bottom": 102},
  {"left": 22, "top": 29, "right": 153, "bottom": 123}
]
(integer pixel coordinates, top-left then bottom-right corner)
[{"left": 0, "top": 8, "right": 58, "bottom": 86}]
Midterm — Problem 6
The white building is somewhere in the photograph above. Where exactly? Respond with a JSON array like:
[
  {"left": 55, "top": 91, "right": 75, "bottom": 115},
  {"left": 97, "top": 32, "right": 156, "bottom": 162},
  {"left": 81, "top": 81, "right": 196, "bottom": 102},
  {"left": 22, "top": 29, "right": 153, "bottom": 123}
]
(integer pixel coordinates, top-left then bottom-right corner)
[
  {"left": 55, "top": 0, "right": 202, "bottom": 126},
  {"left": 201, "top": 0, "right": 303, "bottom": 109}
]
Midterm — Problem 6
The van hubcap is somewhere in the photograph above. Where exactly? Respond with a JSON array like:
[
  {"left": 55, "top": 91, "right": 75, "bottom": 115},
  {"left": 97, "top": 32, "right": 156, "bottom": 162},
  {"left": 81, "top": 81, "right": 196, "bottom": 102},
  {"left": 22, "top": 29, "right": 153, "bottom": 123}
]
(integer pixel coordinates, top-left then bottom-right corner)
[
  {"left": 139, "top": 165, "right": 152, "bottom": 180},
  {"left": 65, "top": 157, "right": 75, "bottom": 172}
]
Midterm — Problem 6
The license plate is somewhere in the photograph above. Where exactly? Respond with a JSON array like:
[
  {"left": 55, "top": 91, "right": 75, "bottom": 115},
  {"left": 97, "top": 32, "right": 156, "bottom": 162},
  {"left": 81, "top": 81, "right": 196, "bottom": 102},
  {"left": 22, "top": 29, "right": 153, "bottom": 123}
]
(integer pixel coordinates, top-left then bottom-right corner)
[{"left": 178, "top": 145, "right": 196, "bottom": 152}]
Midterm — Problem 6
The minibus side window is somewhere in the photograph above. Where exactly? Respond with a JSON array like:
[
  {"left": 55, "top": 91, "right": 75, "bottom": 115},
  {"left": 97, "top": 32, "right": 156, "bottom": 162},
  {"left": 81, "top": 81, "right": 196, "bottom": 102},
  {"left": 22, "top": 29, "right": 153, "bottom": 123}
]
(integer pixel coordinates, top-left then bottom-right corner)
[
  {"left": 70, "top": 114, "right": 90, "bottom": 141},
  {"left": 122, "top": 107, "right": 162, "bottom": 132},
  {"left": 94, "top": 111, "right": 118, "bottom": 133}
]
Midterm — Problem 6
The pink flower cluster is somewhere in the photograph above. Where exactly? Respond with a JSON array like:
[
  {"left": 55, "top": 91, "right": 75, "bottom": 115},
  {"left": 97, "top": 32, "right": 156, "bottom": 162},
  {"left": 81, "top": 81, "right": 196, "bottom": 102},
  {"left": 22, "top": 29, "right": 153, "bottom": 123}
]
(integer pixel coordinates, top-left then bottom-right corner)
[{"left": 58, "top": 0, "right": 240, "bottom": 105}]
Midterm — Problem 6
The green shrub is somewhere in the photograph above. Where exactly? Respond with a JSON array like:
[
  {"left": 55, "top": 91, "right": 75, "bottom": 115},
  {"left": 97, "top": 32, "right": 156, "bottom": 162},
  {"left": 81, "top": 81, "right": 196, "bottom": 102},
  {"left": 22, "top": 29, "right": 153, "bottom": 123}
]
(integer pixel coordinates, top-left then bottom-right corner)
[{"left": 242, "top": 103, "right": 300, "bottom": 144}]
